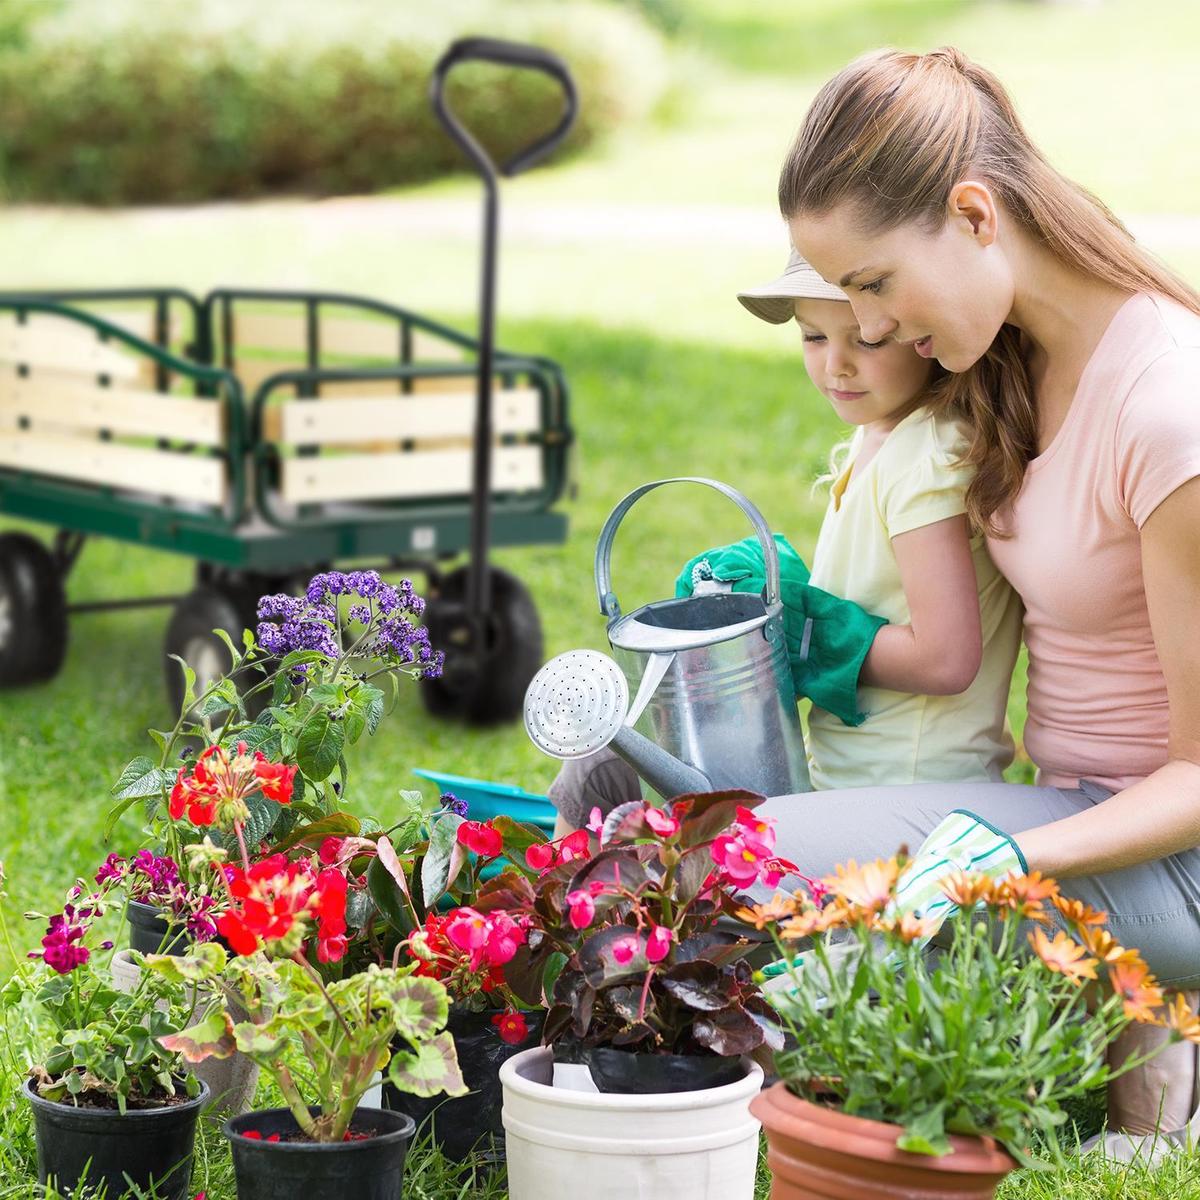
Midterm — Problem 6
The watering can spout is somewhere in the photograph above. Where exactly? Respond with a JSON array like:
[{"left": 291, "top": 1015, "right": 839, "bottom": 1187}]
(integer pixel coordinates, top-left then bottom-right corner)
[{"left": 523, "top": 650, "right": 712, "bottom": 798}]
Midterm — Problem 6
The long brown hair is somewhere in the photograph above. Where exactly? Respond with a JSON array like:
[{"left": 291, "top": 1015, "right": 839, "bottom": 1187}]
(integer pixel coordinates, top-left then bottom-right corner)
[{"left": 778, "top": 47, "right": 1200, "bottom": 533}]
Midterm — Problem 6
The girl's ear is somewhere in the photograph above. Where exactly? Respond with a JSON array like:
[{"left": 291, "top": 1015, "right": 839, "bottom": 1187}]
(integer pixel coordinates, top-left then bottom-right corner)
[{"left": 947, "top": 180, "right": 1000, "bottom": 246}]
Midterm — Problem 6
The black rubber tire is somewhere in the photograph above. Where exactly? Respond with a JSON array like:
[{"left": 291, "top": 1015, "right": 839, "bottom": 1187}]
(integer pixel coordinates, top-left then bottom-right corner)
[
  {"left": 419, "top": 565, "right": 543, "bottom": 725},
  {"left": 164, "top": 586, "right": 270, "bottom": 722},
  {"left": 0, "top": 533, "right": 67, "bottom": 686}
]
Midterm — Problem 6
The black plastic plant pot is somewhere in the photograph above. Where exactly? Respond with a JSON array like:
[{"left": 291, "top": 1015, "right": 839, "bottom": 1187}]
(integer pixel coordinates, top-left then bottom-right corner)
[
  {"left": 127, "top": 900, "right": 192, "bottom": 955},
  {"left": 553, "top": 1042, "right": 746, "bottom": 1093},
  {"left": 381, "top": 1007, "right": 543, "bottom": 1163},
  {"left": 225, "top": 1106, "right": 416, "bottom": 1200},
  {"left": 24, "top": 1076, "right": 209, "bottom": 1200}
]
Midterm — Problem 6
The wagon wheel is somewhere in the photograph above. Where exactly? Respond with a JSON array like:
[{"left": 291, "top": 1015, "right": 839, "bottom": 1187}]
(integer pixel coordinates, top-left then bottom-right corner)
[
  {"left": 164, "top": 586, "right": 271, "bottom": 722},
  {"left": 0, "top": 533, "right": 68, "bottom": 686},
  {"left": 419, "top": 565, "right": 543, "bottom": 725}
]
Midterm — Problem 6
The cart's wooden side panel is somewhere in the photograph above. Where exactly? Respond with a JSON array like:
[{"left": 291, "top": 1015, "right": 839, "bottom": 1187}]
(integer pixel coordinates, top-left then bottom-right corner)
[
  {"left": 0, "top": 315, "right": 141, "bottom": 381},
  {"left": 0, "top": 371, "right": 224, "bottom": 446},
  {"left": 0, "top": 429, "right": 225, "bottom": 503},
  {"left": 280, "top": 444, "right": 542, "bottom": 504},
  {"left": 275, "top": 387, "right": 540, "bottom": 445}
]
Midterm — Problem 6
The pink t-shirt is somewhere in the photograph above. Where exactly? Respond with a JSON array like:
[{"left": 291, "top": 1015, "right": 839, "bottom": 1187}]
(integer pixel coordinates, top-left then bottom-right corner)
[{"left": 988, "top": 294, "right": 1200, "bottom": 791}]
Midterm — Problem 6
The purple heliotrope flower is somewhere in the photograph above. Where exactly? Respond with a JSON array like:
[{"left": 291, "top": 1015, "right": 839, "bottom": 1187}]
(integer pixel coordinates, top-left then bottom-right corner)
[{"left": 441, "top": 792, "right": 469, "bottom": 818}]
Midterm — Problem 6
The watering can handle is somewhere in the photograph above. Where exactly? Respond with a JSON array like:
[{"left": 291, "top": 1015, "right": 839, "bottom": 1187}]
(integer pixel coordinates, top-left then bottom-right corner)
[
  {"left": 595, "top": 477, "right": 782, "bottom": 620},
  {"left": 430, "top": 37, "right": 578, "bottom": 180}
]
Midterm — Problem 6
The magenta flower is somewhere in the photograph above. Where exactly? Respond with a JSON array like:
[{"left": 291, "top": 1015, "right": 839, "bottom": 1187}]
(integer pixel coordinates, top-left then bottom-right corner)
[
  {"left": 29, "top": 907, "right": 91, "bottom": 975},
  {"left": 611, "top": 933, "right": 640, "bottom": 965},
  {"left": 484, "top": 912, "right": 527, "bottom": 965},
  {"left": 710, "top": 833, "right": 767, "bottom": 887},
  {"left": 446, "top": 908, "right": 488, "bottom": 954},
  {"left": 645, "top": 924, "right": 673, "bottom": 963},
  {"left": 587, "top": 806, "right": 606, "bottom": 838},
  {"left": 644, "top": 806, "right": 680, "bottom": 838},
  {"left": 566, "top": 889, "right": 596, "bottom": 930}
]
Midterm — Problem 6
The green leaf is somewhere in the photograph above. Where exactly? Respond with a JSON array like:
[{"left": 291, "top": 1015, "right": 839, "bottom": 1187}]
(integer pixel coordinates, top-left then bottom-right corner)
[
  {"left": 421, "top": 814, "right": 466, "bottom": 908},
  {"left": 356, "top": 684, "right": 385, "bottom": 735},
  {"left": 295, "top": 708, "right": 345, "bottom": 781},
  {"left": 387, "top": 1031, "right": 467, "bottom": 1099},
  {"left": 213, "top": 626, "right": 246, "bottom": 669},
  {"left": 232, "top": 1020, "right": 287, "bottom": 1059},
  {"left": 367, "top": 854, "right": 415, "bottom": 934},
  {"left": 897, "top": 1104, "right": 951, "bottom": 1157},
  {"left": 143, "top": 943, "right": 228, "bottom": 984},
  {"left": 111, "top": 756, "right": 175, "bottom": 800},
  {"left": 159, "top": 1010, "right": 236, "bottom": 1064},
  {"left": 383, "top": 974, "right": 450, "bottom": 1041}
]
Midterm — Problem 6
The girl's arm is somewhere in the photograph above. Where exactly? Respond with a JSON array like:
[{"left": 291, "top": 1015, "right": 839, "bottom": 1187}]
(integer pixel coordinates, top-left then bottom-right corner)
[
  {"left": 1017, "top": 475, "right": 1200, "bottom": 878},
  {"left": 858, "top": 514, "right": 983, "bottom": 695}
]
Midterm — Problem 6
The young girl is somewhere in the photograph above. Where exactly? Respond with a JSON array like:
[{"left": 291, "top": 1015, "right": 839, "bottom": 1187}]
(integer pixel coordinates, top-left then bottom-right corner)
[
  {"left": 548, "top": 250, "right": 1022, "bottom": 827},
  {"left": 738, "top": 249, "right": 1022, "bottom": 790}
]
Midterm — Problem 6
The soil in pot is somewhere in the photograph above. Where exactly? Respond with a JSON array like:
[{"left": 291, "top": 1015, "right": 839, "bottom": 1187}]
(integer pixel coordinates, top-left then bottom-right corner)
[
  {"left": 25, "top": 1076, "right": 208, "bottom": 1200},
  {"left": 225, "top": 1106, "right": 415, "bottom": 1200},
  {"left": 751, "top": 1082, "right": 1017, "bottom": 1200},
  {"left": 382, "top": 1007, "right": 543, "bottom": 1162}
]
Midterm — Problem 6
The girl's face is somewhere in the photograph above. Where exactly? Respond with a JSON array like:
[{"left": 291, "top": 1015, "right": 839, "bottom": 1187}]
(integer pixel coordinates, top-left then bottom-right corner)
[
  {"left": 793, "top": 297, "right": 933, "bottom": 428},
  {"left": 787, "top": 193, "right": 1014, "bottom": 373}
]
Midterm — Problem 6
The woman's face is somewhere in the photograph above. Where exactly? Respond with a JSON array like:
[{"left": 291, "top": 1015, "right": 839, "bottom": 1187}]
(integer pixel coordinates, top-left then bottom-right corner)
[{"left": 787, "top": 195, "right": 1014, "bottom": 373}]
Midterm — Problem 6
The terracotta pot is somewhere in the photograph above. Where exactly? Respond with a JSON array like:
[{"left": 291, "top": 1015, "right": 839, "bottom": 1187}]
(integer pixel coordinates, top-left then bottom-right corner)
[{"left": 751, "top": 1083, "right": 1017, "bottom": 1200}]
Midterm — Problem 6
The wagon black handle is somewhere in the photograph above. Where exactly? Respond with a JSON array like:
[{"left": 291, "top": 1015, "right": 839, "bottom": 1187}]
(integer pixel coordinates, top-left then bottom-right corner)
[{"left": 430, "top": 36, "right": 578, "bottom": 180}]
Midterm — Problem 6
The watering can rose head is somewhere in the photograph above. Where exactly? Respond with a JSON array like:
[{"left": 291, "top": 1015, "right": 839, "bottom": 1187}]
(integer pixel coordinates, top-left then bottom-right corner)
[{"left": 457, "top": 791, "right": 817, "bottom": 1059}]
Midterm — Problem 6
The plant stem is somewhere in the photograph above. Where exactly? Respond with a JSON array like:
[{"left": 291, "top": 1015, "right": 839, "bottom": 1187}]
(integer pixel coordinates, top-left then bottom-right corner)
[{"left": 291, "top": 950, "right": 354, "bottom": 1042}]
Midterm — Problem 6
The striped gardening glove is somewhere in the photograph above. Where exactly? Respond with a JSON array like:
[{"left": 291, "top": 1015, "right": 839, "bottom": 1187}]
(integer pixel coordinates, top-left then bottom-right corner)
[{"left": 892, "top": 809, "right": 1027, "bottom": 933}]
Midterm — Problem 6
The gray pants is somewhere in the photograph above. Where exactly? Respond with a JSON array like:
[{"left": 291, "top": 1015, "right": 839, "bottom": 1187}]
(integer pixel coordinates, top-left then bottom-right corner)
[{"left": 548, "top": 748, "right": 1200, "bottom": 987}]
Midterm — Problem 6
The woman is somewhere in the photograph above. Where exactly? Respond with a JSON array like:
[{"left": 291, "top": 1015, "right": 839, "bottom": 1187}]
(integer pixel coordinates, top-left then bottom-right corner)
[
  {"left": 555, "top": 46, "right": 1200, "bottom": 1154},
  {"left": 776, "top": 45, "right": 1200, "bottom": 1155}
]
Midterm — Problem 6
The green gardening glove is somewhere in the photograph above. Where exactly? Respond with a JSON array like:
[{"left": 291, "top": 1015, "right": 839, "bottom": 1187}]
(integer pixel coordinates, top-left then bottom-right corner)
[{"left": 675, "top": 534, "right": 887, "bottom": 726}]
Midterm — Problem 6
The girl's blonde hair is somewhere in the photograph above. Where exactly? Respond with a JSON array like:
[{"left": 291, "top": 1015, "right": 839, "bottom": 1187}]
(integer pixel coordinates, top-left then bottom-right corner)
[{"left": 778, "top": 46, "right": 1200, "bottom": 533}]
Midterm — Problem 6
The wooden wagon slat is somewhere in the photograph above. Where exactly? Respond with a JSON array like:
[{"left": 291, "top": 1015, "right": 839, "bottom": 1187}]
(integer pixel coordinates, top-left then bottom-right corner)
[
  {"left": 280, "top": 445, "right": 543, "bottom": 504},
  {"left": 276, "top": 387, "right": 540, "bottom": 445},
  {"left": 233, "top": 311, "right": 463, "bottom": 361},
  {"left": 0, "top": 316, "right": 141, "bottom": 381},
  {"left": 0, "top": 430, "right": 225, "bottom": 504},
  {"left": 0, "top": 376, "right": 224, "bottom": 446}
]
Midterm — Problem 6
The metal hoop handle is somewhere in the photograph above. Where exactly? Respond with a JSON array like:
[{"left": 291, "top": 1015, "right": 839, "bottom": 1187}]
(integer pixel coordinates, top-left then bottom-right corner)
[
  {"left": 594, "top": 477, "right": 781, "bottom": 620},
  {"left": 430, "top": 37, "right": 578, "bottom": 181}
]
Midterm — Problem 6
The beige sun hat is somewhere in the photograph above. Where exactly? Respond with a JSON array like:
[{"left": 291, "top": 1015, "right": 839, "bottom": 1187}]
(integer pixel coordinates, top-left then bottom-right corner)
[{"left": 737, "top": 249, "right": 848, "bottom": 324}]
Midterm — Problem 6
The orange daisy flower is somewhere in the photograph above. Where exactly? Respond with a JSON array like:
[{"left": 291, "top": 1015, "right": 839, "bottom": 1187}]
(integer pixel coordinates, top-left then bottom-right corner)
[
  {"left": 1077, "top": 926, "right": 1140, "bottom": 967},
  {"left": 1109, "top": 959, "right": 1166, "bottom": 1024},
  {"left": 779, "top": 901, "right": 851, "bottom": 941},
  {"left": 1029, "top": 927, "right": 1099, "bottom": 986},
  {"left": 882, "top": 912, "right": 942, "bottom": 944},
  {"left": 1165, "top": 993, "right": 1200, "bottom": 1045},
  {"left": 737, "top": 892, "right": 798, "bottom": 931},
  {"left": 821, "top": 858, "right": 899, "bottom": 914},
  {"left": 1051, "top": 894, "right": 1108, "bottom": 930},
  {"left": 940, "top": 870, "right": 996, "bottom": 911}
]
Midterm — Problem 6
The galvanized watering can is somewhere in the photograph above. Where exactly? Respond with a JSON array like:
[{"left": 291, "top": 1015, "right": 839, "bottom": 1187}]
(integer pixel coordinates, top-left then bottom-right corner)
[{"left": 524, "top": 477, "right": 811, "bottom": 799}]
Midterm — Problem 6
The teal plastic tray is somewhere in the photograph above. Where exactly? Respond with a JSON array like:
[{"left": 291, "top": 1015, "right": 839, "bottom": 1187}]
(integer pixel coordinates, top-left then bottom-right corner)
[{"left": 413, "top": 769, "right": 557, "bottom": 834}]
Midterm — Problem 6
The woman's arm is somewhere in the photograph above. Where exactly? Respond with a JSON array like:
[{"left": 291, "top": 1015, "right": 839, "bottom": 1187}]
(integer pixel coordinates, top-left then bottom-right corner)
[
  {"left": 858, "top": 514, "right": 983, "bottom": 695},
  {"left": 1018, "top": 476, "right": 1200, "bottom": 878}
]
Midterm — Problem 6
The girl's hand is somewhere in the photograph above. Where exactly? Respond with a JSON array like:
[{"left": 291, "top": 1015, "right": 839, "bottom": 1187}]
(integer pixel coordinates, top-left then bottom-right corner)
[{"left": 860, "top": 514, "right": 983, "bottom": 695}]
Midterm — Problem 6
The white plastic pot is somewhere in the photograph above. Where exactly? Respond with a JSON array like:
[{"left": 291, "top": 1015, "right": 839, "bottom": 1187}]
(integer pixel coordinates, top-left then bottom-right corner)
[
  {"left": 500, "top": 1047, "right": 763, "bottom": 1200},
  {"left": 111, "top": 949, "right": 259, "bottom": 1115}
]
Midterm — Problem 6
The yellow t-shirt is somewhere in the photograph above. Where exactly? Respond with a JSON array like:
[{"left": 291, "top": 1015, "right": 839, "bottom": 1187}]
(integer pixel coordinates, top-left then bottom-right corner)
[{"left": 806, "top": 408, "right": 1023, "bottom": 790}]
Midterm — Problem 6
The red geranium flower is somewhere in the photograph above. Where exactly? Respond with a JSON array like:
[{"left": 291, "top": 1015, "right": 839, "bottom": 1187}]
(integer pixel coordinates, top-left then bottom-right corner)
[
  {"left": 168, "top": 743, "right": 297, "bottom": 830},
  {"left": 491, "top": 1010, "right": 529, "bottom": 1045},
  {"left": 253, "top": 757, "right": 296, "bottom": 805}
]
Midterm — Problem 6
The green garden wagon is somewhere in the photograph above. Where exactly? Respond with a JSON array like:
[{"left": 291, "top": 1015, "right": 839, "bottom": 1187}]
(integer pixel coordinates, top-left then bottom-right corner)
[{"left": 0, "top": 285, "right": 572, "bottom": 722}]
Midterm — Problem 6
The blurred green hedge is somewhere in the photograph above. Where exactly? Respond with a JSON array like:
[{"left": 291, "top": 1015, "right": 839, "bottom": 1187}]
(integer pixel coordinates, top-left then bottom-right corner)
[{"left": 0, "top": 0, "right": 670, "bottom": 205}]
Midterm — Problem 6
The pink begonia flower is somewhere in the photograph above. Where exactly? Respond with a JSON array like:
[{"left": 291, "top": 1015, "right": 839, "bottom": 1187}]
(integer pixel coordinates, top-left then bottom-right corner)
[
  {"left": 734, "top": 806, "right": 775, "bottom": 853},
  {"left": 611, "top": 933, "right": 640, "bottom": 965},
  {"left": 643, "top": 806, "right": 680, "bottom": 838},
  {"left": 557, "top": 830, "right": 591, "bottom": 864},
  {"left": 587, "top": 806, "right": 606, "bottom": 837},
  {"left": 710, "top": 833, "right": 768, "bottom": 887},
  {"left": 484, "top": 912, "right": 527, "bottom": 965},
  {"left": 446, "top": 908, "right": 489, "bottom": 953},
  {"left": 318, "top": 837, "right": 345, "bottom": 865},
  {"left": 566, "top": 889, "right": 596, "bottom": 930},
  {"left": 645, "top": 925, "right": 673, "bottom": 963},
  {"left": 526, "top": 842, "right": 555, "bottom": 872}
]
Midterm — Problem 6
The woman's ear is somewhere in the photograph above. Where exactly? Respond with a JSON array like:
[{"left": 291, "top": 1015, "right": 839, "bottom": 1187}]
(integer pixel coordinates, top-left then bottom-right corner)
[{"left": 947, "top": 180, "right": 1000, "bottom": 246}]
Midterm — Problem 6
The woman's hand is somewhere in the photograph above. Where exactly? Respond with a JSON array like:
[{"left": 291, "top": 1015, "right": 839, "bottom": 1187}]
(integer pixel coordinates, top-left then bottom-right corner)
[
  {"left": 859, "top": 514, "right": 983, "bottom": 695},
  {"left": 1020, "top": 476, "right": 1200, "bottom": 877}
]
